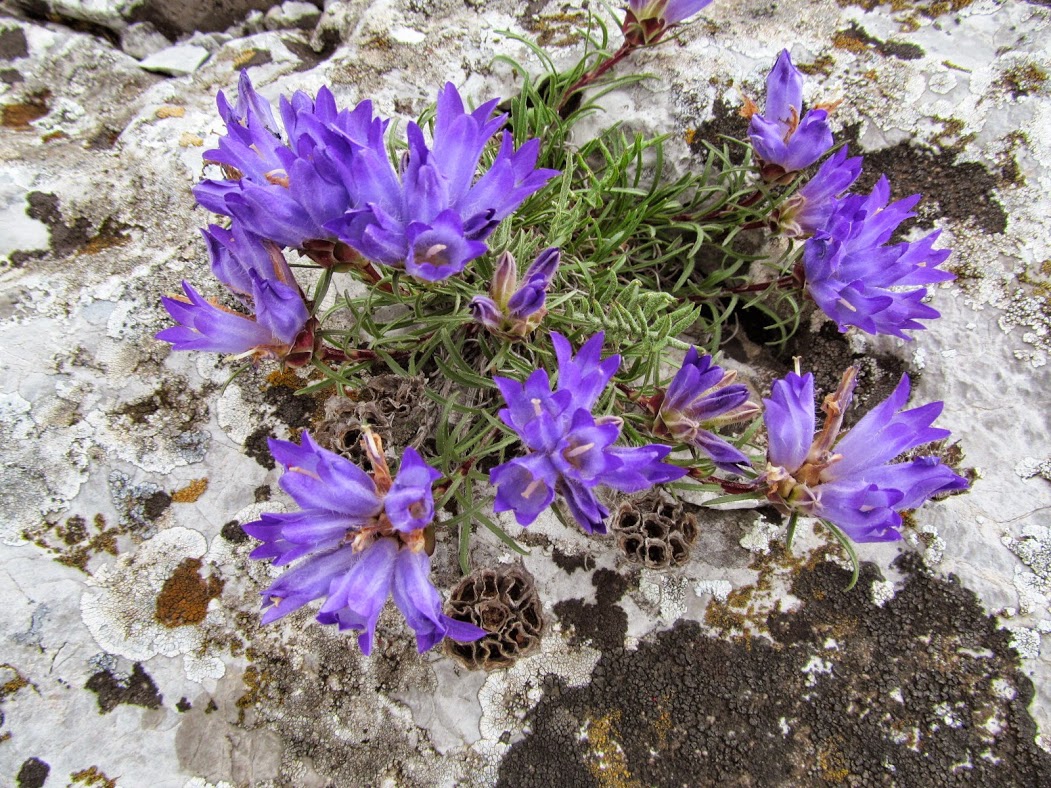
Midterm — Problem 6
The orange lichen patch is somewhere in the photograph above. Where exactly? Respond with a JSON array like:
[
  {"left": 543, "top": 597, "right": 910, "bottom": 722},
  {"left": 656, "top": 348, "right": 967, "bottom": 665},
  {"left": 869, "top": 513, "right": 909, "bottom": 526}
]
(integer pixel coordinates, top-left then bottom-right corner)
[
  {"left": 42, "top": 130, "right": 68, "bottom": 143},
  {"left": 0, "top": 663, "right": 33, "bottom": 700},
  {"left": 171, "top": 478, "right": 208, "bottom": 503},
  {"left": 155, "top": 557, "right": 224, "bottom": 627},
  {"left": 833, "top": 32, "right": 870, "bottom": 54},
  {"left": 179, "top": 132, "right": 204, "bottom": 147},
  {"left": 583, "top": 711, "right": 642, "bottom": 788},
  {"left": 70, "top": 766, "right": 117, "bottom": 788},
  {"left": 817, "top": 737, "right": 852, "bottom": 782},
  {"left": 1, "top": 90, "right": 50, "bottom": 129},
  {"left": 233, "top": 48, "right": 264, "bottom": 69},
  {"left": 155, "top": 105, "right": 186, "bottom": 119},
  {"left": 683, "top": 128, "right": 698, "bottom": 146},
  {"left": 267, "top": 368, "right": 306, "bottom": 388}
]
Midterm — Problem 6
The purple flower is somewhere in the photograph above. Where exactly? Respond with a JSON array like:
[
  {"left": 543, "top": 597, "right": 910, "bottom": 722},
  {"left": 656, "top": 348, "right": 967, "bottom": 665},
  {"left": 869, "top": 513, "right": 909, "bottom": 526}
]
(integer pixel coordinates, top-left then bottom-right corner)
[
  {"left": 778, "top": 146, "right": 863, "bottom": 238},
  {"left": 202, "top": 223, "right": 297, "bottom": 300},
  {"left": 802, "top": 175, "right": 954, "bottom": 339},
  {"left": 652, "top": 348, "right": 760, "bottom": 471},
  {"left": 624, "top": 0, "right": 714, "bottom": 45},
  {"left": 747, "top": 50, "right": 834, "bottom": 180},
  {"left": 156, "top": 274, "right": 309, "bottom": 359},
  {"left": 195, "top": 71, "right": 388, "bottom": 249},
  {"left": 760, "top": 368, "right": 968, "bottom": 543},
  {"left": 244, "top": 431, "right": 486, "bottom": 654},
  {"left": 325, "top": 83, "right": 559, "bottom": 282},
  {"left": 490, "top": 332, "right": 686, "bottom": 534},
  {"left": 470, "top": 247, "right": 561, "bottom": 339}
]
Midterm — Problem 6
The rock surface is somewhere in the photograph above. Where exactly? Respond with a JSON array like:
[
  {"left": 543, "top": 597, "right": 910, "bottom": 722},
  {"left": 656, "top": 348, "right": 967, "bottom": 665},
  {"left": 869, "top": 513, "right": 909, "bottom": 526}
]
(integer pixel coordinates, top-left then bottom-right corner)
[{"left": 1, "top": 0, "right": 1050, "bottom": 785}]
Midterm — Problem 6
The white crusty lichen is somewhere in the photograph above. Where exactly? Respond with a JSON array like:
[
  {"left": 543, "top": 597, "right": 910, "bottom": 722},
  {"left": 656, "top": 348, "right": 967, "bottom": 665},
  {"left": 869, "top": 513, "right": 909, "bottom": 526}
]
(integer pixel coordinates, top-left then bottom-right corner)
[{"left": 81, "top": 526, "right": 226, "bottom": 682}]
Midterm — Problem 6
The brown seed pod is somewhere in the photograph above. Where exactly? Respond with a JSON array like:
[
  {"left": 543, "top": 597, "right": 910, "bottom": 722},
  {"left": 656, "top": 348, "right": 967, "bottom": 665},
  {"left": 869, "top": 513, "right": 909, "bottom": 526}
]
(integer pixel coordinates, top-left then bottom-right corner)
[
  {"left": 444, "top": 564, "right": 544, "bottom": 670},
  {"left": 611, "top": 490, "right": 698, "bottom": 569}
]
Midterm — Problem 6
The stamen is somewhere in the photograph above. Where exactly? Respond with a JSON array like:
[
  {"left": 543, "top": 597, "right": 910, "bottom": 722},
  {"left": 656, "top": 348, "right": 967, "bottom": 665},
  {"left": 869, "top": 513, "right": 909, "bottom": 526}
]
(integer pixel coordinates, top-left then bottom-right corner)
[
  {"left": 425, "top": 243, "right": 448, "bottom": 259},
  {"left": 565, "top": 442, "right": 595, "bottom": 458},
  {"left": 837, "top": 297, "right": 858, "bottom": 313},
  {"left": 265, "top": 170, "right": 290, "bottom": 188},
  {"left": 530, "top": 398, "right": 544, "bottom": 417},
  {"left": 521, "top": 479, "right": 543, "bottom": 499}
]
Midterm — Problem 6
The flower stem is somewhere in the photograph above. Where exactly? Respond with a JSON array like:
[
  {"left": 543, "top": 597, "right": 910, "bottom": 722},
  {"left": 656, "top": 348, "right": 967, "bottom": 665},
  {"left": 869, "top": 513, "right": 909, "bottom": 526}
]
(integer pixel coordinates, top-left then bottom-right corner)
[
  {"left": 558, "top": 42, "right": 634, "bottom": 115},
  {"left": 785, "top": 510, "right": 799, "bottom": 551}
]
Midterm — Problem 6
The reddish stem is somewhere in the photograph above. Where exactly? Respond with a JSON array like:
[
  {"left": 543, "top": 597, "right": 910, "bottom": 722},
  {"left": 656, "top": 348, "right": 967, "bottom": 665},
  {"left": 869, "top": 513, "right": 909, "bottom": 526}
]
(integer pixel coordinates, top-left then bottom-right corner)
[
  {"left": 688, "top": 469, "right": 758, "bottom": 494},
  {"left": 558, "top": 42, "right": 634, "bottom": 114}
]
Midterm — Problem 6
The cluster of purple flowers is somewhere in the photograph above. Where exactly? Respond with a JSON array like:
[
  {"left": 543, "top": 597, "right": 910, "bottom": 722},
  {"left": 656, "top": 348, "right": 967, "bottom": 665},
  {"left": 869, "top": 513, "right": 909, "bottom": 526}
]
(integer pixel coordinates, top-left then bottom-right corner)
[
  {"left": 156, "top": 27, "right": 972, "bottom": 656},
  {"left": 759, "top": 367, "right": 967, "bottom": 542},
  {"left": 245, "top": 430, "right": 485, "bottom": 654},
  {"left": 157, "top": 72, "right": 558, "bottom": 361},
  {"left": 748, "top": 51, "right": 954, "bottom": 339},
  {"left": 491, "top": 332, "right": 686, "bottom": 533}
]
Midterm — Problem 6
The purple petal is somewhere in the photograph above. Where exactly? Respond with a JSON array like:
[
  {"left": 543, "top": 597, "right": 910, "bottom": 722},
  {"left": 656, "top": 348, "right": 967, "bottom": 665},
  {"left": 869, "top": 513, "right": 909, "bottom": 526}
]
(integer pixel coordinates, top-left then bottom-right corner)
[{"left": 763, "top": 372, "right": 815, "bottom": 472}]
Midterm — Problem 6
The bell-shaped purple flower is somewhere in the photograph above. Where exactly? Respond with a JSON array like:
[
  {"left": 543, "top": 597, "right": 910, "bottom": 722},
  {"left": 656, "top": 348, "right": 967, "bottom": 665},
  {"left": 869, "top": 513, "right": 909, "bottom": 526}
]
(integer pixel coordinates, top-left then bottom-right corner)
[
  {"left": 778, "top": 146, "right": 863, "bottom": 238},
  {"left": 202, "top": 223, "right": 297, "bottom": 300},
  {"left": 653, "top": 348, "right": 759, "bottom": 471},
  {"left": 623, "top": 0, "right": 715, "bottom": 45},
  {"left": 244, "top": 430, "right": 486, "bottom": 654},
  {"left": 325, "top": 83, "right": 559, "bottom": 282},
  {"left": 156, "top": 273, "right": 309, "bottom": 360},
  {"left": 470, "top": 248, "right": 561, "bottom": 340},
  {"left": 490, "top": 332, "right": 686, "bottom": 534},
  {"left": 760, "top": 368, "right": 968, "bottom": 543},
  {"left": 802, "top": 175, "right": 954, "bottom": 339},
  {"left": 747, "top": 50, "right": 834, "bottom": 180},
  {"left": 195, "top": 71, "right": 389, "bottom": 249}
]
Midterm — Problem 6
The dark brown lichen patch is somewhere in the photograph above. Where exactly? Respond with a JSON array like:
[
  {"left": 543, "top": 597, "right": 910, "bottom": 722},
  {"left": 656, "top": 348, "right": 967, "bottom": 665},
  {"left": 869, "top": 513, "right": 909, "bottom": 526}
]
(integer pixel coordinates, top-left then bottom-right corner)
[
  {"left": 84, "top": 662, "right": 162, "bottom": 714},
  {"left": 0, "top": 27, "right": 28, "bottom": 60},
  {"left": 551, "top": 546, "right": 595, "bottom": 574},
  {"left": 245, "top": 425, "right": 276, "bottom": 469},
  {"left": 445, "top": 564, "right": 545, "bottom": 669},
  {"left": 155, "top": 557, "right": 224, "bottom": 627},
  {"left": 553, "top": 568, "right": 633, "bottom": 652},
  {"left": 497, "top": 557, "right": 1051, "bottom": 787},
  {"left": 833, "top": 22, "right": 924, "bottom": 60},
  {"left": 16, "top": 757, "right": 49, "bottom": 788},
  {"left": 22, "top": 513, "right": 122, "bottom": 574},
  {"left": 612, "top": 490, "right": 698, "bottom": 569},
  {"left": 221, "top": 520, "right": 250, "bottom": 544},
  {"left": 842, "top": 125, "right": 1007, "bottom": 234}
]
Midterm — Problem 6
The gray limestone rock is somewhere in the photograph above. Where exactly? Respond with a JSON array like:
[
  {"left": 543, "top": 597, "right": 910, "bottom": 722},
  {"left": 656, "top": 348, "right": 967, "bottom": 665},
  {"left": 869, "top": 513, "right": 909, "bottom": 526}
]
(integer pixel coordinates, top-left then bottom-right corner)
[
  {"left": 119, "top": 20, "right": 169, "bottom": 60},
  {"left": 137, "top": 43, "right": 210, "bottom": 75}
]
